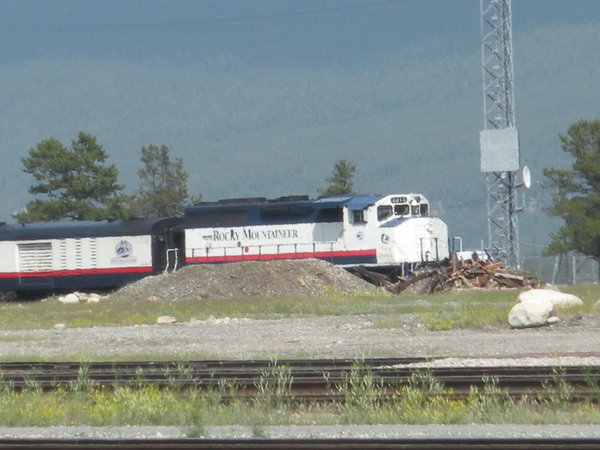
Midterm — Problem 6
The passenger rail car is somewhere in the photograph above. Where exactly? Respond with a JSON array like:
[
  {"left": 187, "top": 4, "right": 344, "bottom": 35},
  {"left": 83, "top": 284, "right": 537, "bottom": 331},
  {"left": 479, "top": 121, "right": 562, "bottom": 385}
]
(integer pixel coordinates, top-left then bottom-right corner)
[
  {"left": 0, "top": 218, "right": 182, "bottom": 292},
  {"left": 183, "top": 193, "right": 449, "bottom": 268}
]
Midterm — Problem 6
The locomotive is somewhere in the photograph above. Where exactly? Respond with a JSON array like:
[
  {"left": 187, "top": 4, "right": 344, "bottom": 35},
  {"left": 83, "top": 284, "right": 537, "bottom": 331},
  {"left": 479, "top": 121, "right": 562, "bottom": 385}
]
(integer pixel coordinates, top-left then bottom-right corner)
[{"left": 0, "top": 193, "right": 448, "bottom": 293}]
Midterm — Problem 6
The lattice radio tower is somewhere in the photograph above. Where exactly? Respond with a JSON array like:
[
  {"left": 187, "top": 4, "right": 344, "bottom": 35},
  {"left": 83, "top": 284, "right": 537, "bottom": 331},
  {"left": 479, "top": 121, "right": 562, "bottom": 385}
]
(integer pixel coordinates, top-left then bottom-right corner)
[{"left": 480, "top": 0, "right": 523, "bottom": 268}]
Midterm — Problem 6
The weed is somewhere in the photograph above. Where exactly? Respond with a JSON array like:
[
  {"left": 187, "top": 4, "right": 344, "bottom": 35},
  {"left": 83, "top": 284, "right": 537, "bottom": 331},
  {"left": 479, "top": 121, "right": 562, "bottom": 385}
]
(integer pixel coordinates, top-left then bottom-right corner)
[
  {"left": 540, "top": 368, "right": 574, "bottom": 408},
  {"left": 333, "top": 361, "right": 385, "bottom": 424}
]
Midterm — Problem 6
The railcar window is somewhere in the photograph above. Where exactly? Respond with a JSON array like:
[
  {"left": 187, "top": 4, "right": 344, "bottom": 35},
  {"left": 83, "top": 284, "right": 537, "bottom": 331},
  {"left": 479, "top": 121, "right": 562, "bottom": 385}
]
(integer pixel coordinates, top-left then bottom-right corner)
[
  {"left": 394, "top": 204, "right": 409, "bottom": 216},
  {"left": 261, "top": 205, "right": 313, "bottom": 223},
  {"left": 316, "top": 207, "right": 343, "bottom": 223},
  {"left": 420, "top": 204, "right": 429, "bottom": 216},
  {"left": 187, "top": 210, "right": 248, "bottom": 227},
  {"left": 377, "top": 205, "right": 393, "bottom": 221}
]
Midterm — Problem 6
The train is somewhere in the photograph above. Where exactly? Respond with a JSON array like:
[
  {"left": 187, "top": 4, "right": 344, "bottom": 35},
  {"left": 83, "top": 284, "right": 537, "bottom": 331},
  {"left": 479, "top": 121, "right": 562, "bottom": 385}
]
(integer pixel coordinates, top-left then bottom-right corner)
[{"left": 0, "top": 193, "right": 449, "bottom": 293}]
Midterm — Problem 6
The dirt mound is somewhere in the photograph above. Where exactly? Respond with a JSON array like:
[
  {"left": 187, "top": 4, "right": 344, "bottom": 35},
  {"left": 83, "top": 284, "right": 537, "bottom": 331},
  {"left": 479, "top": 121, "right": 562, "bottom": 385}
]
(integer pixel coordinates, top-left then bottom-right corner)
[{"left": 110, "top": 259, "right": 380, "bottom": 302}]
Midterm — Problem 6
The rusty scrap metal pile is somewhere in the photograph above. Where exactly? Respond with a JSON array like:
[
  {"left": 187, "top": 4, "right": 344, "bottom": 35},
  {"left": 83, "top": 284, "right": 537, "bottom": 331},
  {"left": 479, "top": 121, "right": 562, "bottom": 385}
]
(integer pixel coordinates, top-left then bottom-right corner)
[{"left": 350, "top": 253, "right": 541, "bottom": 294}]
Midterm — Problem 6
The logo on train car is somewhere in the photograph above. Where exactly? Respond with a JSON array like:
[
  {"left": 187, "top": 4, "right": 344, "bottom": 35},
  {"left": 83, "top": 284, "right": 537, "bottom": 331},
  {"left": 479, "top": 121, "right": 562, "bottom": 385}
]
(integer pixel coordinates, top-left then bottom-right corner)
[
  {"left": 208, "top": 227, "right": 300, "bottom": 242},
  {"left": 115, "top": 240, "right": 133, "bottom": 258}
]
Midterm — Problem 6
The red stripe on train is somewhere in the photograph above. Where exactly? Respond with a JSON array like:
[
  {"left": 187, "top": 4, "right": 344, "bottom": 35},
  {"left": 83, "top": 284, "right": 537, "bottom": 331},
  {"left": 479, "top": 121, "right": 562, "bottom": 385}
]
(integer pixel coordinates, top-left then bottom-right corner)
[
  {"left": 0, "top": 266, "right": 153, "bottom": 279},
  {"left": 185, "top": 249, "right": 376, "bottom": 264}
]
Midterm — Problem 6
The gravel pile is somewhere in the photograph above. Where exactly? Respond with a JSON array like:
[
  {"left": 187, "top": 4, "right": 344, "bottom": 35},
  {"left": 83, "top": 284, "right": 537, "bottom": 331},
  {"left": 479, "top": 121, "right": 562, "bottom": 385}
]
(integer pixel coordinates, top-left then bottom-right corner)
[{"left": 110, "top": 259, "right": 380, "bottom": 301}]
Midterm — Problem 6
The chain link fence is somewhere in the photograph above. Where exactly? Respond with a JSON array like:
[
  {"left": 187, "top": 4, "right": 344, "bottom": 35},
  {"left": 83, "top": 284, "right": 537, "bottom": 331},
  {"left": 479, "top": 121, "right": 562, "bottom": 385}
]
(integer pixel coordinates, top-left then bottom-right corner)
[{"left": 522, "top": 255, "right": 599, "bottom": 285}]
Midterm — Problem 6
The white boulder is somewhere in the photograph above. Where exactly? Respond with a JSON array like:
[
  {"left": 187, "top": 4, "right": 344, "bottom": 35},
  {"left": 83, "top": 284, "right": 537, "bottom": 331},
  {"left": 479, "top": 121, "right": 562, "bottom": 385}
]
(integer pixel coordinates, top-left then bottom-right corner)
[
  {"left": 157, "top": 315, "right": 177, "bottom": 324},
  {"left": 58, "top": 293, "right": 80, "bottom": 304},
  {"left": 508, "top": 297, "right": 555, "bottom": 328},
  {"left": 58, "top": 291, "right": 104, "bottom": 304},
  {"left": 86, "top": 293, "right": 101, "bottom": 303},
  {"left": 508, "top": 288, "right": 583, "bottom": 329},
  {"left": 518, "top": 289, "right": 583, "bottom": 309}
]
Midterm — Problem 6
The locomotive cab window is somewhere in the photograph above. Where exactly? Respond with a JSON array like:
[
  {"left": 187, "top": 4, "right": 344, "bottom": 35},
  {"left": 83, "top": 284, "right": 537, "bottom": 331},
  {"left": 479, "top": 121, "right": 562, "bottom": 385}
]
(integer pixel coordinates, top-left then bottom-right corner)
[
  {"left": 377, "top": 205, "right": 393, "bottom": 221},
  {"left": 351, "top": 209, "right": 367, "bottom": 224},
  {"left": 394, "top": 204, "right": 409, "bottom": 216},
  {"left": 420, "top": 203, "right": 429, "bottom": 216}
]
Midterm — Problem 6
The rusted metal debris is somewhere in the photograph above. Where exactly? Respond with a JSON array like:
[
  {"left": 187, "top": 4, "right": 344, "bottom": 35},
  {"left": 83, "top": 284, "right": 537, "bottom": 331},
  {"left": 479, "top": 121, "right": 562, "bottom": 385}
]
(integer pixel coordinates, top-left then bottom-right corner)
[{"left": 350, "top": 253, "right": 541, "bottom": 294}]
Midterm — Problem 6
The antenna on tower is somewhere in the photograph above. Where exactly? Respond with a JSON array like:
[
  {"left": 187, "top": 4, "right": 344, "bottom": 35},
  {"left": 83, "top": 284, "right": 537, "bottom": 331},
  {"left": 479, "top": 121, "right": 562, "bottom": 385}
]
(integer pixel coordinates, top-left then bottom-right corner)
[{"left": 480, "top": 0, "right": 525, "bottom": 268}]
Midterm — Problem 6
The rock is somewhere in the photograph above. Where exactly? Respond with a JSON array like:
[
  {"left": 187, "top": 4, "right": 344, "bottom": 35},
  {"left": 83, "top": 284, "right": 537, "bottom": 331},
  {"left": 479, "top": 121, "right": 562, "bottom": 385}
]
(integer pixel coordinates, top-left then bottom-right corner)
[
  {"left": 508, "top": 300, "right": 554, "bottom": 328},
  {"left": 146, "top": 295, "right": 159, "bottom": 302},
  {"left": 58, "top": 291, "right": 103, "bottom": 304},
  {"left": 59, "top": 293, "right": 79, "bottom": 304},
  {"left": 509, "top": 288, "right": 583, "bottom": 329},
  {"left": 86, "top": 293, "right": 101, "bottom": 303},
  {"left": 518, "top": 288, "right": 583, "bottom": 309},
  {"left": 186, "top": 318, "right": 202, "bottom": 326},
  {"left": 593, "top": 300, "right": 600, "bottom": 312},
  {"left": 156, "top": 315, "right": 176, "bottom": 324},
  {"left": 53, "top": 323, "right": 66, "bottom": 330}
]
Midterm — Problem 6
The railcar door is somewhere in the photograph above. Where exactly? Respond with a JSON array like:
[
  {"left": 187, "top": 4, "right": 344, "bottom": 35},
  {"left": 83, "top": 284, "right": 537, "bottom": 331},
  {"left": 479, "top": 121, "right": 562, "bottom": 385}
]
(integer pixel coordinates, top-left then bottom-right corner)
[{"left": 151, "top": 224, "right": 185, "bottom": 273}]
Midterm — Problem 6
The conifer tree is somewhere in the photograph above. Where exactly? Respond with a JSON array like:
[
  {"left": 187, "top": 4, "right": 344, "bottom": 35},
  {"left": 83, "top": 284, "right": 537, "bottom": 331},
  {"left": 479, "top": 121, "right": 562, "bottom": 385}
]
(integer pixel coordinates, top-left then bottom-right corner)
[
  {"left": 14, "top": 132, "right": 127, "bottom": 222},
  {"left": 543, "top": 119, "right": 600, "bottom": 262},
  {"left": 318, "top": 159, "right": 356, "bottom": 197},
  {"left": 131, "top": 144, "right": 194, "bottom": 217}
]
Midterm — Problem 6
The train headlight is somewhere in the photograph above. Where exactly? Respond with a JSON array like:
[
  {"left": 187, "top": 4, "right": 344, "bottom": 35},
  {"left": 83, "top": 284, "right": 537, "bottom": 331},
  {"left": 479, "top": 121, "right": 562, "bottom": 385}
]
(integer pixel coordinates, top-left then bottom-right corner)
[{"left": 381, "top": 234, "right": 390, "bottom": 244}]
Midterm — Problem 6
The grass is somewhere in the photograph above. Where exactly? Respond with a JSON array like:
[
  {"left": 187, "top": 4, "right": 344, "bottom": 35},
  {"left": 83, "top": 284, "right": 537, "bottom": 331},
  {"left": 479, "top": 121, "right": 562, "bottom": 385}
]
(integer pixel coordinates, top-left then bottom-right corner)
[
  {"left": 0, "top": 284, "right": 596, "bottom": 331},
  {"left": 0, "top": 363, "right": 598, "bottom": 427}
]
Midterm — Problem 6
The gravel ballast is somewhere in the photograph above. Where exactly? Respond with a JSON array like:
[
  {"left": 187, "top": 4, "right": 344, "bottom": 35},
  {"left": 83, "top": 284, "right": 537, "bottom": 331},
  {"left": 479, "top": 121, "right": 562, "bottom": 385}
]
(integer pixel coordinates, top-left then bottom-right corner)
[
  {"left": 1, "top": 314, "right": 599, "bottom": 361},
  {"left": 1, "top": 424, "right": 600, "bottom": 440}
]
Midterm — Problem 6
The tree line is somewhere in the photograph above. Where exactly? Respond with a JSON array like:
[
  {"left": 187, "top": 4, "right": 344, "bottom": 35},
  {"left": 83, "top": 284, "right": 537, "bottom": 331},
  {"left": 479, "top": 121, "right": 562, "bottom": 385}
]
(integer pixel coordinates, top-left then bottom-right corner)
[{"left": 14, "top": 132, "right": 357, "bottom": 223}]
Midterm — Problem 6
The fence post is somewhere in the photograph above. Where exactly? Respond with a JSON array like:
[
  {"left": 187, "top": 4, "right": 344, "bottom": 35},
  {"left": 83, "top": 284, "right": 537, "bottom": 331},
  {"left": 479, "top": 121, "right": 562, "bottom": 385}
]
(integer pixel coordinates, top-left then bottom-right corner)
[{"left": 551, "top": 255, "right": 560, "bottom": 285}]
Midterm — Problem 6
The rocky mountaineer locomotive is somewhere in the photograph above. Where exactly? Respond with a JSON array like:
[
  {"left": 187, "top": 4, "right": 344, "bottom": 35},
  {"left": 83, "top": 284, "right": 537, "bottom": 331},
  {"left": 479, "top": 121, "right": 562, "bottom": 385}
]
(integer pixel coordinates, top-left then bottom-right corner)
[
  {"left": 184, "top": 193, "right": 448, "bottom": 267},
  {"left": 0, "top": 193, "right": 448, "bottom": 293}
]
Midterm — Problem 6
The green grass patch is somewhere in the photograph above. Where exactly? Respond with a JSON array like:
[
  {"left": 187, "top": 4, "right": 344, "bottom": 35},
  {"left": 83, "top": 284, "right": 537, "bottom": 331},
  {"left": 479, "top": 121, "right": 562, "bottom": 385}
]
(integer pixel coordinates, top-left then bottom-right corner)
[
  {"left": 0, "top": 292, "right": 421, "bottom": 330},
  {"left": 0, "top": 284, "right": 598, "bottom": 331},
  {"left": 0, "top": 363, "right": 598, "bottom": 427}
]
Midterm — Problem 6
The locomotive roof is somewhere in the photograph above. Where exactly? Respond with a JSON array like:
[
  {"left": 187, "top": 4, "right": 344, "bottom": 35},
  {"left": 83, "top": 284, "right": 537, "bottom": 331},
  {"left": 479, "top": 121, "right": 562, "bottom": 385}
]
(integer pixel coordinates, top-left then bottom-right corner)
[
  {"left": 184, "top": 195, "right": 384, "bottom": 227},
  {"left": 186, "top": 194, "right": 382, "bottom": 212},
  {"left": 0, "top": 217, "right": 182, "bottom": 240}
]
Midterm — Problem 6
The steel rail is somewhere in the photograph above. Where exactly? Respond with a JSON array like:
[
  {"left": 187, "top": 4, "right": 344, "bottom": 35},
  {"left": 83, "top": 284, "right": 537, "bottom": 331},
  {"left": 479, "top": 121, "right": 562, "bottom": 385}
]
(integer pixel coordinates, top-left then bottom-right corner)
[{"left": 0, "top": 358, "right": 598, "bottom": 401}]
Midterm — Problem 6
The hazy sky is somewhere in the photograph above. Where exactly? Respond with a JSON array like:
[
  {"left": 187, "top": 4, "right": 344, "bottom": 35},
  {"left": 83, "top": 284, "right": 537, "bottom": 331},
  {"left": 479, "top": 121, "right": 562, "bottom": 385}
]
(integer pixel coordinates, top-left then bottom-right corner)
[{"left": 0, "top": 0, "right": 598, "bottom": 251}]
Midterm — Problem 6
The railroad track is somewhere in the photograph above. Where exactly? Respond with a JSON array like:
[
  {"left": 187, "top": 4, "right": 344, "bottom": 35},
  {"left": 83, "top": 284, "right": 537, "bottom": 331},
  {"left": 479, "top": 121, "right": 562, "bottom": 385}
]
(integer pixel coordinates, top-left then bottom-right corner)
[{"left": 1, "top": 358, "right": 599, "bottom": 400}]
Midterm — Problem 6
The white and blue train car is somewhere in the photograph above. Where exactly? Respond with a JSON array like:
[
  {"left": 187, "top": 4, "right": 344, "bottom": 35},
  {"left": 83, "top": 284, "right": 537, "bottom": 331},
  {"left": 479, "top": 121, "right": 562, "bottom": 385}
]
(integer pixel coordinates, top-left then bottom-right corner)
[
  {"left": 183, "top": 193, "right": 449, "bottom": 268},
  {"left": 0, "top": 218, "right": 183, "bottom": 292}
]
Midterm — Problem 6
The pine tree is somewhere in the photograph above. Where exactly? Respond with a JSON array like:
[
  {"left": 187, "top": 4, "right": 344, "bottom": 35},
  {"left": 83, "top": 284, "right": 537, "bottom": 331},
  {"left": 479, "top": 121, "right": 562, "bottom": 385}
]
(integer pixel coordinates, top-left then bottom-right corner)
[
  {"left": 543, "top": 119, "right": 600, "bottom": 261},
  {"left": 130, "top": 144, "right": 195, "bottom": 217},
  {"left": 14, "top": 132, "right": 127, "bottom": 222},
  {"left": 318, "top": 159, "right": 356, "bottom": 197}
]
